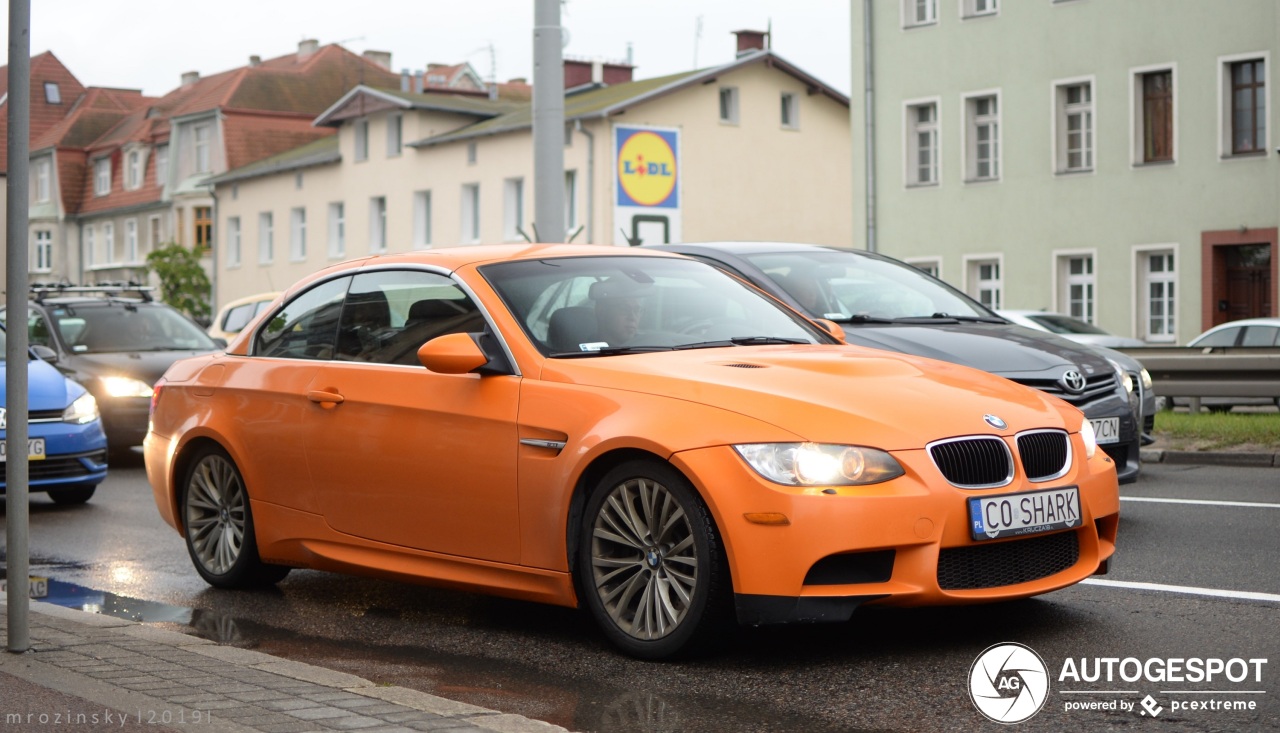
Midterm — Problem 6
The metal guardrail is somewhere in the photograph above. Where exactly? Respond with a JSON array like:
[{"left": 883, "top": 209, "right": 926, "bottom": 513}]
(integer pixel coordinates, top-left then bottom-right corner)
[{"left": 1116, "top": 347, "right": 1280, "bottom": 406}]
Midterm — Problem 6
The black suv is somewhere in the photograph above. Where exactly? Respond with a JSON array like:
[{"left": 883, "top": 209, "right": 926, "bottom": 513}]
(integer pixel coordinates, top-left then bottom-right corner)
[{"left": 1, "top": 286, "right": 223, "bottom": 454}]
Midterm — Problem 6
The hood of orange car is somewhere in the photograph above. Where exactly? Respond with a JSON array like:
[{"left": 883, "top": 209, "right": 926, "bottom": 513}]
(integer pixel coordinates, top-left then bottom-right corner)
[{"left": 539, "top": 344, "right": 1075, "bottom": 451}]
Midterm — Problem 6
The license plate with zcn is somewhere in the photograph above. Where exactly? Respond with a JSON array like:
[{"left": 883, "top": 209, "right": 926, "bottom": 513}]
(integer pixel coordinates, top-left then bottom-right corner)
[
  {"left": 968, "top": 486, "right": 1081, "bottom": 541},
  {"left": 1090, "top": 416, "right": 1121, "bottom": 444},
  {"left": 0, "top": 438, "right": 47, "bottom": 462}
]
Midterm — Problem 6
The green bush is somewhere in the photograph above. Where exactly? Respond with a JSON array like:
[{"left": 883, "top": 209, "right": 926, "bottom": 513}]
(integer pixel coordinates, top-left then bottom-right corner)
[{"left": 145, "top": 243, "right": 211, "bottom": 323}]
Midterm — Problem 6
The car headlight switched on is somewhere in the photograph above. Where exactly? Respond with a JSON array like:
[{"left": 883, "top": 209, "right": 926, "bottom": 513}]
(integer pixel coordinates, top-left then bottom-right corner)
[
  {"left": 733, "top": 443, "right": 905, "bottom": 486},
  {"left": 63, "top": 392, "right": 100, "bottom": 424},
  {"left": 100, "top": 376, "right": 154, "bottom": 398}
]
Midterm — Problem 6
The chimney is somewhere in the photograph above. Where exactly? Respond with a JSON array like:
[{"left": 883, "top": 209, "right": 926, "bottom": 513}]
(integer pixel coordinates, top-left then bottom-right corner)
[
  {"left": 400, "top": 69, "right": 411, "bottom": 92},
  {"left": 601, "top": 62, "right": 634, "bottom": 85},
  {"left": 362, "top": 49, "right": 392, "bottom": 70},
  {"left": 298, "top": 39, "right": 319, "bottom": 62},
  {"left": 413, "top": 71, "right": 424, "bottom": 94},
  {"left": 180, "top": 71, "right": 199, "bottom": 89},
  {"left": 564, "top": 58, "right": 593, "bottom": 89},
  {"left": 249, "top": 55, "right": 262, "bottom": 68},
  {"left": 733, "top": 29, "right": 769, "bottom": 57}
]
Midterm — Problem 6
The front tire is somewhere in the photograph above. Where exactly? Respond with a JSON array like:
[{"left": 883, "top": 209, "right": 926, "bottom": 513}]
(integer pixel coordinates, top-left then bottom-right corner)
[
  {"left": 577, "top": 459, "right": 731, "bottom": 659},
  {"left": 181, "top": 445, "right": 289, "bottom": 588}
]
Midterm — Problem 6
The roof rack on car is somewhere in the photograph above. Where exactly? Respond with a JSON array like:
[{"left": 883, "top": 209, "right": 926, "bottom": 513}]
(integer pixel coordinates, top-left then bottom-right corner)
[{"left": 29, "top": 282, "right": 155, "bottom": 304}]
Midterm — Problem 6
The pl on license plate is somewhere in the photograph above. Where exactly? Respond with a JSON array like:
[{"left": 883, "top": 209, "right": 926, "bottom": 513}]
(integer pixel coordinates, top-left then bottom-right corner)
[
  {"left": 0, "top": 438, "right": 47, "bottom": 462},
  {"left": 1090, "top": 416, "right": 1121, "bottom": 444},
  {"left": 968, "top": 486, "right": 1082, "bottom": 541}
]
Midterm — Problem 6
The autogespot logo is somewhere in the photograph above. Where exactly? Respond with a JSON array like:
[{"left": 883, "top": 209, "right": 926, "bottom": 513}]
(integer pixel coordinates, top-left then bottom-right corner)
[{"left": 969, "top": 642, "right": 1051, "bottom": 724}]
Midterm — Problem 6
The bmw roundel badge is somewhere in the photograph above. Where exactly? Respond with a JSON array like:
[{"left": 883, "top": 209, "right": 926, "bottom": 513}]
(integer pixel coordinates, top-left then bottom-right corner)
[{"left": 983, "top": 414, "right": 1007, "bottom": 430}]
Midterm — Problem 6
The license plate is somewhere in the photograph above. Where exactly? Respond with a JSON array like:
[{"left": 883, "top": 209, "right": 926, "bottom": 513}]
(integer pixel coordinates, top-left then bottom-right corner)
[
  {"left": 968, "top": 486, "right": 1082, "bottom": 541},
  {"left": 0, "top": 576, "right": 49, "bottom": 598},
  {"left": 1090, "top": 416, "right": 1120, "bottom": 444},
  {"left": 0, "top": 438, "right": 47, "bottom": 462}
]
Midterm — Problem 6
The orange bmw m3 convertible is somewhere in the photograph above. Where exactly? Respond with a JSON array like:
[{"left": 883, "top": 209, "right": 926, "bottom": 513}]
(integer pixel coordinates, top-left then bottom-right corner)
[{"left": 145, "top": 245, "right": 1120, "bottom": 659}]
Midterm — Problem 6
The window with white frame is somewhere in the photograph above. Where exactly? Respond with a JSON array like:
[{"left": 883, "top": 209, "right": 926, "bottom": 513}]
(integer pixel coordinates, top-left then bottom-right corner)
[
  {"left": 461, "top": 183, "right": 480, "bottom": 243},
  {"left": 226, "top": 216, "right": 242, "bottom": 268},
  {"left": 962, "top": 0, "right": 997, "bottom": 18},
  {"left": 155, "top": 145, "right": 168, "bottom": 186},
  {"left": 1141, "top": 250, "right": 1176, "bottom": 341},
  {"left": 1133, "top": 67, "right": 1174, "bottom": 163},
  {"left": 903, "top": 0, "right": 937, "bottom": 27},
  {"left": 967, "top": 258, "right": 1002, "bottom": 309},
  {"left": 103, "top": 222, "right": 116, "bottom": 263},
  {"left": 1057, "top": 254, "right": 1095, "bottom": 323},
  {"left": 354, "top": 119, "right": 369, "bottom": 162},
  {"left": 33, "top": 230, "right": 52, "bottom": 272},
  {"left": 259, "top": 212, "right": 274, "bottom": 263},
  {"left": 194, "top": 124, "right": 212, "bottom": 174},
  {"left": 369, "top": 197, "right": 387, "bottom": 253},
  {"left": 781, "top": 92, "right": 799, "bottom": 129},
  {"left": 1055, "top": 80, "right": 1094, "bottom": 172},
  {"left": 565, "top": 170, "right": 578, "bottom": 231},
  {"left": 149, "top": 215, "right": 162, "bottom": 248},
  {"left": 906, "top": 100, "right": 939, "bottom": 186},
  {"left": 907, "top": 258, "right": 941, "bottom": 278},
  {"left": 126, "top": 150, "right": 144, "bottom": 189},
  {"left": 965, "top": 93, "right": 1000, "bottom": 181},
  {"left": 290, "top": 207, "right": 307, "bottom": 261},
  {"left": 328, "top": 202, "right": 345, "bottom": 258},
  {"left": 413, "top": 191, "right": 432, "bottom": 249},
  {"left": 503, "top": 178, "right": 524, "bottom": 241},
  {"left": 1221, "top": 55, "right": 1267, "bottom": 156},
  {"left": 125, "top": 219, "right": 139, "bottom": 263},
  {"left": 35, "top": 158, "right": 51, "bottom": 202},
  {"left": 719, "top": 87, "right": 739, "bottom": 124},
  {"left": 94, "top": 158, "right": 111, "bottom": 195},
  {"left": 44, "top": 82, "right": 61, "bottom": 104},
  {"left": 84, "top": 226, "right": 95, "bottom": 268},
  {"left": 387, "top": 114, "right": 403, "bottom": 157}
]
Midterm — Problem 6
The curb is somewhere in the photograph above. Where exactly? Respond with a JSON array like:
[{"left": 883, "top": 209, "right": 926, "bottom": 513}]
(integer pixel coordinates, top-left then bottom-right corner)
[{"left": 1140, "top": 449, "right": 1280, "bottom": 467}]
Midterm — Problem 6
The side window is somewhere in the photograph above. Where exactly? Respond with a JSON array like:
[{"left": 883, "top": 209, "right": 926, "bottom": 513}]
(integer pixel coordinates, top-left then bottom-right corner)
[
  {"left": 1195, "top": 327, "right": 1240, "bottom": 348},
  {"left": 255, "top": 278, "right": 349, "bottom": 360},
  {"left": 1242, "top": 326, "right": 1279, "bottom": 347},
  {"left": 27, "top": 308, "right": 54, "bottom": 349},
  {"left": 337, "top": 270, "right": 486, "bottom": 365}
]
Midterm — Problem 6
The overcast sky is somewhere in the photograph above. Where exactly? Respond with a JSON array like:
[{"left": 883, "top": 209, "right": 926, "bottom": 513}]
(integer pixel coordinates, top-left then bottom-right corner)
[{"left": 3, "top": 0, "right": 851, "bottom": 98}]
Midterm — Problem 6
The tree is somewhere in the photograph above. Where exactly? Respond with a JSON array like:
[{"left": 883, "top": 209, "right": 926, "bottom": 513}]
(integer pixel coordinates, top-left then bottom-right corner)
[{"left": 145, "top": 243, "right": 211, "bottom": 323}]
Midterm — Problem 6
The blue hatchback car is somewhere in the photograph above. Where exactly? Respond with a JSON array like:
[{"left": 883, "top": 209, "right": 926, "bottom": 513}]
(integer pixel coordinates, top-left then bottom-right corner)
[{"left": 0, "top": 326, "right": 108, "bottom": 504}]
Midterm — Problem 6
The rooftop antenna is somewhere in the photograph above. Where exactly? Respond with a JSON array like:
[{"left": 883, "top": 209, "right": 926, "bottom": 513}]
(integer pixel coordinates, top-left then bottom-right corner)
[{"left": 693, "top": 15, "right": 704, "bottom": 68}]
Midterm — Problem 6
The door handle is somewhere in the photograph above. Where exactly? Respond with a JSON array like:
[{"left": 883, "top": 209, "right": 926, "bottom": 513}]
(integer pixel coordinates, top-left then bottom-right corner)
[{"left": 307, "top": 390, "right": 345, "bottom": 408}]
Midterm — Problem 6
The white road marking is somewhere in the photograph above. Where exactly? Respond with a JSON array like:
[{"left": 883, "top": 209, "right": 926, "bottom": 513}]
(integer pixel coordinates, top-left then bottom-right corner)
[
  {"left": 1081, "top": 578, "right": 1280, "bottom": 603},
  {"left": 1120, "top": 496, "right": 1280, "bottom": 509}
]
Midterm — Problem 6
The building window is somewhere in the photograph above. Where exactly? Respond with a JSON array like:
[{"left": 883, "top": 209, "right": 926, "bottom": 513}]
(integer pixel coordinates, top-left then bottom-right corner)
[
  {"left": 962, "top": 0, "right": 997, "bottom": 18},
  {"left": 94, "top": 158, "right": 111, "bottom": 195},
  {"left": 503, "top": 178, "right": 524, "bottom": 241},
  {"left": 328, "top": 202, "right": 345, "bottom": 259},
  {"left": 259, "top": 212, "right": 274, "bottom": 264},
  {"left": 387, "top": 114, "right": 403, "bottom": 157},
  {"left": 44, "top": 82, "right": 61, "bottom": 104},
  {"left": 33, "top": 230, "right": 52, "bottom": 272},
  {"left": 906, "top": 258, "right": 940, "bottom": 278},
  {"left": 1137, "top": 69, "right": 1174, "bottom": 163},
  {"left": 194, "top": 124, "right": 212, "bottom": 174},
  {"left": 369, "top": 196, "right": 387, "bottom": 253},
  {"left": 1057, "top": 254, "right": 1095, "bottom": 323},
  {"left": 103, "top": 222, "right": 116, "bottom": 264},
  {"left": 35, "top": 158, "right": 51, "bottom": 202},
  {"left": 1228, "top": 57, "right": 1267, "bottom": 155},
  {"left": 1140, "top": 250, "right": 1176, "bottom": 341},
  {"left": 966, "top": 257, "right": 1002, "bottom": 309},
  {"left": 906, "top": 100, "right": 939, "bottom": 186},
  {"left": 149, "top": 215, "right": 163, "bottom": 248},
  {"left": 461, "top": 183, "right": 480, "bottom": 243},
  {"left": 125, "top": 219, "right": 139, "bottom": 263},
  {"left": 467, "top": 141, "right": 477, "bottom": 164},
  {"left": 565, "top": 170, "right": 578, "bottom": 231},
  {"left": 290, "top": 207, "right": 307, "bottom": 261},
  {"left": 354, "top": 119, "right": 369, "bottom": 162},
  {"left": 904, "top": 0, "right": 937, "bottom": 27},
  {"left": 780, "top": 92, "right": 799, "bottom": 129},
  {"left": 413, "top": 191, "right": 432, "bottom": 249},
  {"left": 155, "top": 145, "right": 169, "bottom": 186},
  {"left": 719, "top": 87, "right": 739, "bottom": 124},
  {"left": 227, "top": 216, "right": 242, "bottom": 268},
  {"left": 1055, "top": 80, "right": 1094, "bottom": 172},
  {"left": 194, "top": 206, "right": 212, "bottom": 252},
  {"left": 84, "top": 227, "right": 95, "bottom": 269},
  {"left": 126, "top": 150, "right": 143, "bottom": 189},
  {"left": 965, "top": 93, "right": 1000, "bottom": 181}
]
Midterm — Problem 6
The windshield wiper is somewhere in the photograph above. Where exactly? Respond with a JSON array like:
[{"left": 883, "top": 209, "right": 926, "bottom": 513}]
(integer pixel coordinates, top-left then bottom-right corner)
[
  {"left": 548, "top": 345, "right": 675, "bottom": 358},
  {"left": 923, "top": 313, "right": 1006, "bottom": 323},
  {"left": 828, "top": 314, "right": 897, "bottom": 324},
  {"left": 674, "top": 336, "right": 810, "bottom": 350}
]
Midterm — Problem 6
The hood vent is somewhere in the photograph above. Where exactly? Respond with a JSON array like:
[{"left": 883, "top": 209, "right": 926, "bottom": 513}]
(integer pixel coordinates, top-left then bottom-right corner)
[{"left": 722, "top": 363, "right": 767, "bottom": 369}]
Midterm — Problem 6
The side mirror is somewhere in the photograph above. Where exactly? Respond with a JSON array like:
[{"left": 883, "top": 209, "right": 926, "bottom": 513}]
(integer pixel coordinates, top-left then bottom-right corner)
[
  {"left": 812, "top": 318, "right": 847, "bottom": 344},
  {"left": 31, "top": 344, "right": 58, "bottom": 363},
  {"left": 418, "top": 333, "right": 489, "bottom": 374}
]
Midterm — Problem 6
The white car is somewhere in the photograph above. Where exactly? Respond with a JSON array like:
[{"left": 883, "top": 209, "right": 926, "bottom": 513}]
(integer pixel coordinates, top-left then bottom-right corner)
[
  {"left": 1180, "top": 318, "right": 1280, "bottom": 411},
  {"left": 999, "top": 310, "right": 1147, "bottom": 348},
  {"left": 208, "top": 292, "right": 280, "bottom": 342}
]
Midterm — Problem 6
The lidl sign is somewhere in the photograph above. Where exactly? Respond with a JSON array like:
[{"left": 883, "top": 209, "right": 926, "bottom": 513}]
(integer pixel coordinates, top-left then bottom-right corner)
[{"left": 615, "top": 126, "right": 679, "bottom": 209}]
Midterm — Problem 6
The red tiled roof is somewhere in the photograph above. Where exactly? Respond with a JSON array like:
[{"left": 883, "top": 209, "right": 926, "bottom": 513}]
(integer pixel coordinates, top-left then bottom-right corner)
[
  {"left": 0, "top": 51, "right": 87, "bottom": 172},
  {"left": 222, "top": 113, "right": 335, "bottom": 171}
]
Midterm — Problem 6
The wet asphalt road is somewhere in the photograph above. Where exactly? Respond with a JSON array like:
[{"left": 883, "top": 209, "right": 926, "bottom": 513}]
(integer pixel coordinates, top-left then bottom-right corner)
[{"left": 2, "top": 458, "right": 1278, "bottom": 732}]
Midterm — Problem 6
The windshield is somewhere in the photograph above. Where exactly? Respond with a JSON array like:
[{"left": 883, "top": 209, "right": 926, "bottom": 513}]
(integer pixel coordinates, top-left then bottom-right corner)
[
  {"left": 482, "top": 256, "right": 828, "bottom": 356},
  {"left": 742, "top": 250, "right": 993, "bottom": 321},
  {"left": 46, "top": 303, "right": 217, "bottom": 353}
]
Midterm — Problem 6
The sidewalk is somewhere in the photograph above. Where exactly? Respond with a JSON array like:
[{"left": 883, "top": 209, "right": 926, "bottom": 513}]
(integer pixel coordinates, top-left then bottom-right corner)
[
  {"left": 1139, "top": 446, "right": 1280, "bottom": 467},
  {"left": 0, "top": 593, "right": 570, "bottom": 733}
]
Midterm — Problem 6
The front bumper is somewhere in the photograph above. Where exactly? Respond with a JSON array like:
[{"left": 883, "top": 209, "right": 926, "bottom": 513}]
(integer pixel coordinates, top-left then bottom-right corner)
[{"left": 671, "top": 436, "right": 1120, "bottom": 626}]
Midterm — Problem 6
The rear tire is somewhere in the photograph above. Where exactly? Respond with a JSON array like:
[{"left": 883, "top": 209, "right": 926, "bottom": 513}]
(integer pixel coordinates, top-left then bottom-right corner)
[
  {"left": 577, "top": 459, "right": 731, "bottom": 659},
  {"left": 181, "top": 445, "right": 289, "bottom": 588},
  {"left": 47, "top": 485, "right": 96, "bottom": 505}
]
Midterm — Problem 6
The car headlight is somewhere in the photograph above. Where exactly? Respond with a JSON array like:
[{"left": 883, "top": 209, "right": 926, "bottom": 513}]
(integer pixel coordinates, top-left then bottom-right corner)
[
  {"left": 733, "top": 443, "right": 905, "bottom": 486},
  {"left": 1079, "top": 419, "right": 1097, "bottom": 460},
  {"left": 100, "top": 376, "right": 155, "bottom": 398},
  {"left": 1106, "top": 358, "right": 1134, "bottom": 394},
  {"left": 63, "top": 392, "right": 100, "bottom": 424},
  {"left": 1140, "top": 368, "right": 1153, "bottom": 390}
]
